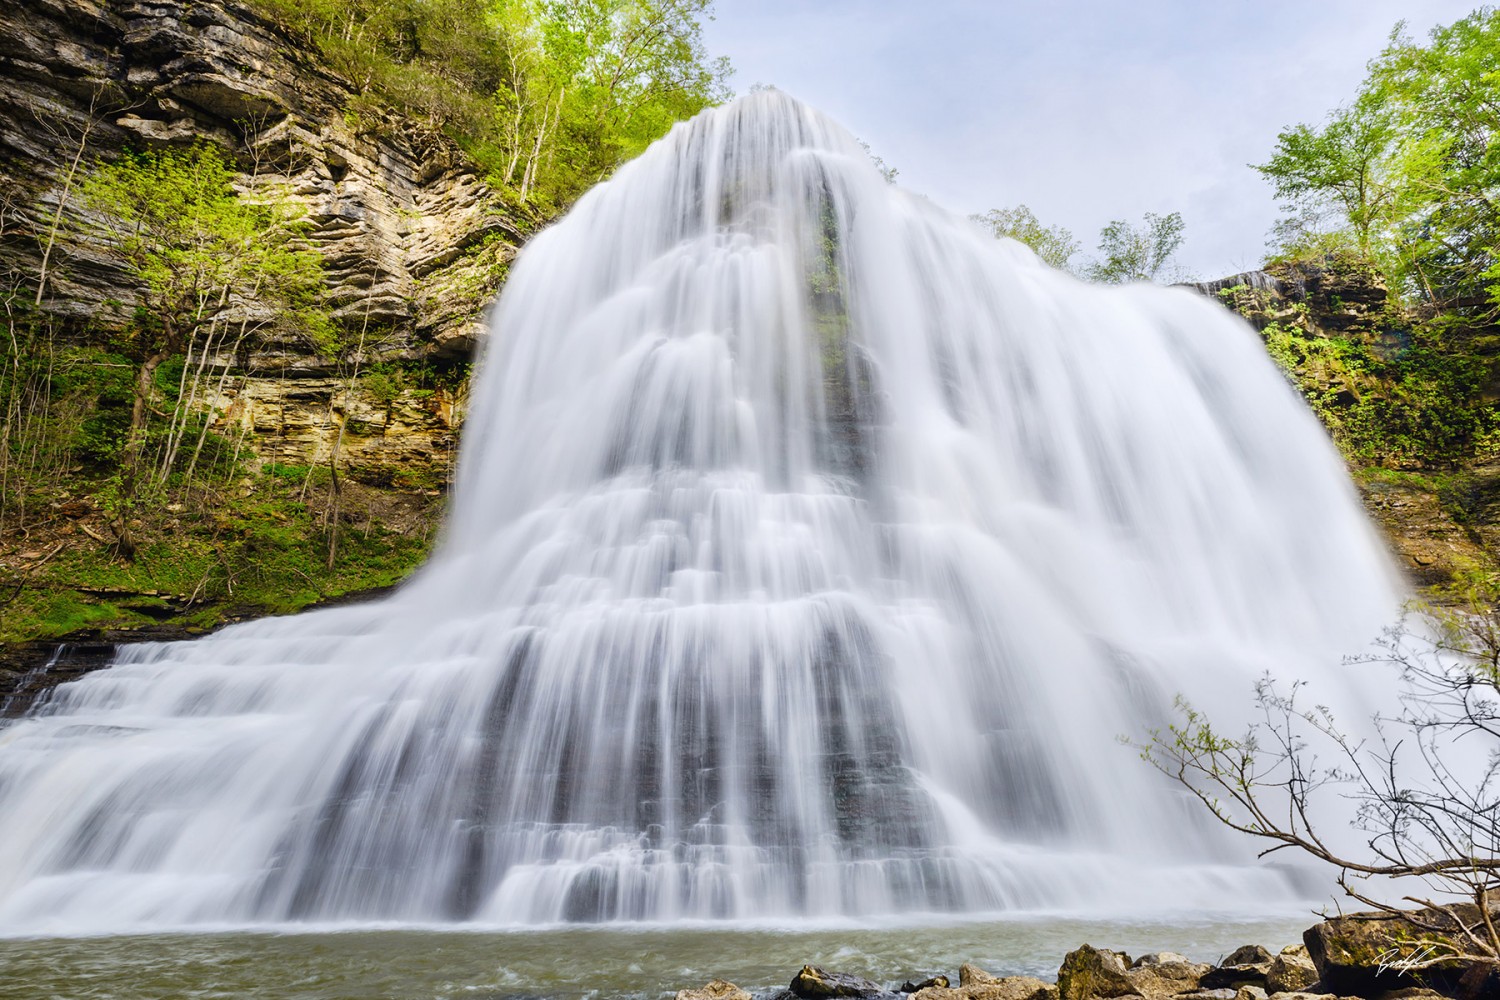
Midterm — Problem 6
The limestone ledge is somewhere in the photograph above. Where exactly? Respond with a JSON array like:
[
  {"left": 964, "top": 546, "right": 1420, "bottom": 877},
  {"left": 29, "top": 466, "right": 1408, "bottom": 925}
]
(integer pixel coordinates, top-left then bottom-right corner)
[{"left": 208, "top": 374, "right": 465, "bottom": 484}]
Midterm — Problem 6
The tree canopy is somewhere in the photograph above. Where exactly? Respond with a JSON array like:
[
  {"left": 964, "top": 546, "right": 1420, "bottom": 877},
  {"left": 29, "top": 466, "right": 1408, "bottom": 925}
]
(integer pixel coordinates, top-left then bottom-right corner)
[
  {"left": 1259, "top": 8, "right": 1500, "bottom": 316},
  {"left": 253, "top": 0, "right": 732, "bottom": 208},
  {"left": 971, "top": 205, "right": 1079, "bottom": 271},
  {"left": 1084, "top": 211, "right": 1186, "bottom": 284}
]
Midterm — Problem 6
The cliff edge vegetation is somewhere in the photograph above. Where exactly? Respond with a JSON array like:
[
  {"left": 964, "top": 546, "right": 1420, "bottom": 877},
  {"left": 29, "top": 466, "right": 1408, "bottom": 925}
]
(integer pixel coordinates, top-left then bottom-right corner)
[{"left": 1203, "top": 9, "right": 1500, "bottom": 602}]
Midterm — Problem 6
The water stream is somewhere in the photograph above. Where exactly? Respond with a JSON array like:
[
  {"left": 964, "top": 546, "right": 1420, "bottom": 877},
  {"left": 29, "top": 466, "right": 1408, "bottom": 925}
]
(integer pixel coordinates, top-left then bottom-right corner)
[
  {"left": 0, "top": 916, "right": 1318, "bottom": 1000},
  {"left": 0, "top": 92, "right": 1400, "bottom": 933}
]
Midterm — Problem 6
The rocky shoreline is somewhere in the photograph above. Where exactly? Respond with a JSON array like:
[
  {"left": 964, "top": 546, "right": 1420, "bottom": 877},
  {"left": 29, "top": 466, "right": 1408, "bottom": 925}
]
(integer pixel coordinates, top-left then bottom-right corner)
[{"left": 677, "top": 908, "right": 1500, "bottom": 1000}]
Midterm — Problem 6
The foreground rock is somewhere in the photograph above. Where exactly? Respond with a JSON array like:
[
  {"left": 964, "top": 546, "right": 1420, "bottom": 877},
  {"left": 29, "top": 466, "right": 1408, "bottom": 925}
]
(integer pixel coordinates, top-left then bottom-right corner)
[
  {"left": 679, "top": 921, "right": 1500, "bottom": 1000},
  {"left": 912, "top": 963, "right": 1055, "bottom": 1000},
  {"left": 1199, "top": 944, "right": 1272, "bottom": 991},
  {"left": 1265, "top": 947, "right": 1319, "bottom": 995},
  {"left": 790, "top": 967, "right": 893, "bottom": 1000},
  {"left": 676, "top": 981, "right": 752, "bottom": 1000},
  {"left": 1057, "top": 945, "right": 1210, "bottom": 1000},
  {"left": 1304, "top": 906, "right": 1499, "bottom": 997}
]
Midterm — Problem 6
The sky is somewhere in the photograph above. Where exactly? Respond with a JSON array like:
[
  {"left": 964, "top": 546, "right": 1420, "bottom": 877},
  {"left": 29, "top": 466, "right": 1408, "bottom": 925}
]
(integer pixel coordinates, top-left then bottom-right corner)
[{"left": 700, "top": 1, "right": 1481, "bottom": 280}]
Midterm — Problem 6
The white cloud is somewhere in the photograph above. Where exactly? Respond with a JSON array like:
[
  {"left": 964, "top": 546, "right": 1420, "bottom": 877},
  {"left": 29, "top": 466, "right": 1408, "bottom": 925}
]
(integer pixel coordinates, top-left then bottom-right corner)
[{"left": 702, "top": 0, "right": 1480, "bottom": 278}]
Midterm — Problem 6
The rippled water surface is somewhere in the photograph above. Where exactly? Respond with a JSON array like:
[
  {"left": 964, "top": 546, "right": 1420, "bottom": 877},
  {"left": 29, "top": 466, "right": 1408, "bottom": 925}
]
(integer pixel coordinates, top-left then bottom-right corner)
[{"left": 0, "top": 915, "right": 1316, "bottom": 1000}]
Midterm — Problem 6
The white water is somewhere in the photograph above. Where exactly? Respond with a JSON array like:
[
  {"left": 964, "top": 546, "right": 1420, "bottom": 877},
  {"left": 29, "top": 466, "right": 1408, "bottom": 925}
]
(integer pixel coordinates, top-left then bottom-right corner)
[{"left": 0, "top": 92, "right": 1401, "bottom": 932}]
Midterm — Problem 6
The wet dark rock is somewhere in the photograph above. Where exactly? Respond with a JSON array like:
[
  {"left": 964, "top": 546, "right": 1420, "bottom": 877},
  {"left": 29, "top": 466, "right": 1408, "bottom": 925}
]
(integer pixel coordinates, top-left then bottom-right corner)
[
  {"left": 1223, "top": 949, "right": 1274, "bottom": 969},
  {"left": 790, "top": 967, "right": 889, "bottom": 1000},
  {"left": 1200, "top": 966, "right": 1269, "bottom": 991},
  {"left": 902, "top": 978, "right": 950, "bottom": 993},
  {"left": 1456, "top": 962, "right": 1500, "bottom": 1000}
]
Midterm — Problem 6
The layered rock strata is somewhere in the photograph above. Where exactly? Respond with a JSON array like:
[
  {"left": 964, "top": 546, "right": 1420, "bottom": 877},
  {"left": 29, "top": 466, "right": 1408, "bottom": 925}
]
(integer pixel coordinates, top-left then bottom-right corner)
[{"left": 0, "top": 0, "right": 532, "bottom": 476}]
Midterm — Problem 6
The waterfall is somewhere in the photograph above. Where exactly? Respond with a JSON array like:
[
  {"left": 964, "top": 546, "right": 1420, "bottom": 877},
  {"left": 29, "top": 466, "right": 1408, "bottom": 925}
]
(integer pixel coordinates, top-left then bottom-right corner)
[{"left": 0, "top": 92, "right": 1400, "bottom": 931}]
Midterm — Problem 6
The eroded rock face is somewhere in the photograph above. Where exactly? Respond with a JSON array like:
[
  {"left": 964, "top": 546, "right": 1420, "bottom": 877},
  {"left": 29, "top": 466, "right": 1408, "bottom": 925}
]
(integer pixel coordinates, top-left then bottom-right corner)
[
  {"left": 0, "top": 0, "right": 533, "bottom": 478},
  {"left": 207, "top": 376, "right": 465, "bottom": 487},
  {"left": 0, "top": 0, "right": 529, "bottom": 359}
]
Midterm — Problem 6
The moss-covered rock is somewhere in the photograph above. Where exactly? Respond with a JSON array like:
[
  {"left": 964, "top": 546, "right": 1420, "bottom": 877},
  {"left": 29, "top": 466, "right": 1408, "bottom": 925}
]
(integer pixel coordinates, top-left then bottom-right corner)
[{"left": 1303, "top": 905, "right": 1496, "bottom": 996}]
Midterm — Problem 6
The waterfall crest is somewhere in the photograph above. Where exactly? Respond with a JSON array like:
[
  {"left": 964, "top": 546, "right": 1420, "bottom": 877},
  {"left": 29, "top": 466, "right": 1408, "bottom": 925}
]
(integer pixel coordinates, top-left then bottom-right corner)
[{"left": 0, "top": 92, "right": 1401, "bottom": 930}]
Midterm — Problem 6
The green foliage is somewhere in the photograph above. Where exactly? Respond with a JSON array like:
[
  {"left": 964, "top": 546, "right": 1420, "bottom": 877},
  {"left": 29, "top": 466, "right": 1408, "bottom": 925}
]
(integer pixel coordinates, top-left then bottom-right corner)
[
  {"left": 971, "top": 204, "right": 1080, "bottom": 271},
  {"left": 250, "top": 0, "right": 731, "bottom": 208},
  {"left": 0, "top": 465, "right": 438, "bottom": 643},
  {"left": 1258, "top": 9, "right": 1500, "bottom": 316},
  {"left": 66, "top": 144, "right": 331, "bottom": 516},
  {"left": 78, "top": 144, "right": 330, "bottom": 356},
  {"left": 857, "top": 139, "right": 899, "bottom": 184},
  {"left": 1260, "top": 315, "right": 1494, "bottom": 468},
  {"left": 360, "top": 363, "right": 408, "bottom": 408},
  {"left": 1084, "top": 211, "right": 1186, "bottom": 284}
]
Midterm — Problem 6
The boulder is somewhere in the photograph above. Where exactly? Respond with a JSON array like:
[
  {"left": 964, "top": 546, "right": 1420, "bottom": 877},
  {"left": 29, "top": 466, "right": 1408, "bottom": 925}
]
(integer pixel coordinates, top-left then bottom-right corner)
[
  {"left": 791, "top": 967, "right": 889, "bottom": 1000},
  {"left": 1199, "top": 964, "right": 1269, "bottom": 991},
  {"left": 1264, "top": 949, "right": 1318, "bottom": 995},
  {"left": 676, "top": 981, "right": 752, "bottom": 1000},
  {"left": 901, "top": 978, "right": 950, "bottom": 993},
  {"left": 1057, "top": 945, "right": 1208, "bottom": 1000},
  {"left": 1457, "top": 961, "right": 1500, "bottom": 1000},
  {"left": 962, "top": 966, "right": 1000, "bottom": 987},
  {"left": 1223, "top": 949, "right": 1273, "bottom": 968},
  {"left": 913, "top": 979, "right": 1055, "bottom": 1000},
  {"left": 1057, "top": 946, "right": 1135, "bottom": 1000},
  {"left": 1303, "top": 906, "right": 1497, "bottom": 996}
]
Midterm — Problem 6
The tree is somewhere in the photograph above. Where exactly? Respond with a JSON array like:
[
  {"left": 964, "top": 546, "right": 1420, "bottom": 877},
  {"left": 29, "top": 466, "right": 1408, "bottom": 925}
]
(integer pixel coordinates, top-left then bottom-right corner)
[
  {"left": 1257, "top": 10, "right": 1500, "bottom": 315},
  {"left": 519, "top": 0, "right": 732, "bottom": 204},
  {"left": 857, "top": 139, "right": 898, "bottom": 184},
  {"left": 1084, "top": 210, "right": 1186, "bottom": 283},
  {"left": 1139, "top": 604, "right": 1500, "bottom": 968},
  {"left": 972, "top": 205, "right": 1079, "bottom": 271},
  {"left": 250, "top": 0, "right": 732, "bottom": 208},
  {"left": 74, "top": 144, "right": 328, "bottom": 552},
  {"left": 1257, "top": 97, "right": 1405, "bottom": 258}
]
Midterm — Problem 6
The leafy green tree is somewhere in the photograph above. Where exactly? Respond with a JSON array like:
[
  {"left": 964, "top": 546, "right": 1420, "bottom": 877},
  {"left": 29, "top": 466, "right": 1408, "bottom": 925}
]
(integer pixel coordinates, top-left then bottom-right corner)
[
  {"left": 1257, "top": 97, "right": 1405, "bottom": 257},
  {"left": 1258, "top": 9, "right": 1500, "bottom": 315},
  {"left": 74, "top": 144, "right": 328, "bottom": 551},
  {"left": 507, "top": 0, "right": 731, "bottom": 204},
  {"left": 857, "top": 139, "right": 899, "bottom": 184},
  {"left": 971, "top": 205, "right": 1079, "bottom": 271},
  {"left": 255, "top": 0, "right": 731, "bottom": 208},
  {"left": 1084, "top": 210, "right": 1186, "bottom": 284}
]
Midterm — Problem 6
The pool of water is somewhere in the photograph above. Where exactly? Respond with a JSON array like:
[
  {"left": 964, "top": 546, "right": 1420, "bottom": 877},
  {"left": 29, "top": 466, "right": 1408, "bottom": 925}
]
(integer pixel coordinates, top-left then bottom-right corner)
[{"left": 0, "top": 914, "right": 1318, "bottom": 1000}]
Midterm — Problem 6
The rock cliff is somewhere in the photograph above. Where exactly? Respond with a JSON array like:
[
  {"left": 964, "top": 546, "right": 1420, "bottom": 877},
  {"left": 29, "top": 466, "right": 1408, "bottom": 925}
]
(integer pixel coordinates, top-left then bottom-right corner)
[
  {"left": 0, "top": 0, "right": 534, "bottom": 480},
  {"left": 1192, "top": 261, "right": 1500, "bottom": 597}
]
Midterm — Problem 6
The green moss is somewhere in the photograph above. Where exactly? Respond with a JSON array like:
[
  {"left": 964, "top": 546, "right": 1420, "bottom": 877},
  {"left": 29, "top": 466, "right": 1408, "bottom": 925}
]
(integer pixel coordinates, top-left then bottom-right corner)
[{"left": 0, "top": 466, "right": 439, "bottom": 643}]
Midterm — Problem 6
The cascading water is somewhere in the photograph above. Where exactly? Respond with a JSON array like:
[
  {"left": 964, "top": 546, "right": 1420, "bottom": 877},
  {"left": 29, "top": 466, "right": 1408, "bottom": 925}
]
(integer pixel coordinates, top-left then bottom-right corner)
[{"left": 0, "top": 92, "right": 1402, "bottom": 932}]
